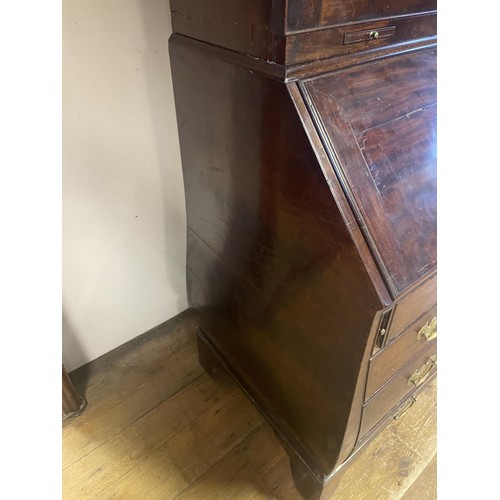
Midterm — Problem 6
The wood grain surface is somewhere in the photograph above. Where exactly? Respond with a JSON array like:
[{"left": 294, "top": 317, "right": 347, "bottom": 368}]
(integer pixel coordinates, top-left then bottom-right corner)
[
  {"left": 303, "top": 48, "right": 437, "bottom": 296},
  {"left": 169, "top": 0, "right": 436, "bottom": 64},
  {"left": 169, "top": 33, "right": 386, "bottom": 477},
  {"left": 62, "top": 312, "right": 436, "bottom": 499}
]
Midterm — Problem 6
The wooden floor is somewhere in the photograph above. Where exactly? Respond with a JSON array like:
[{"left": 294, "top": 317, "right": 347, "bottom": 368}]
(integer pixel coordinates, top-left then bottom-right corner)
[{"left": 63, "top": 310, "right": 437, "bottom": 500}]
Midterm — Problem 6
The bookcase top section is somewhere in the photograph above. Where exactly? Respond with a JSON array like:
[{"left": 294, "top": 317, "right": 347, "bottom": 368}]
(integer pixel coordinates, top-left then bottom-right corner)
[{"left": 170, "top": 0, "right": 436, "bottom": 64}]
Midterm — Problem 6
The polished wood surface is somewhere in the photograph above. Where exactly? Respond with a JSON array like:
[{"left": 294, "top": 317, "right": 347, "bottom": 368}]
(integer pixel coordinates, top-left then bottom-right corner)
[
  {"left": 286, "top": 0, "right": 436, "bottom": 32},
  {"left": 303, "top": 49, "right": 437, "bottom": 296},
  {"left": 170, "top": 0, "right": 279, "bottom": 61},
  {"left": 170, "top": 0, "right": 436, "bottom": 64},
  {"left": 170, "top": 33, "right": 383, "bottom": 477},
  {"left": 285, "top": 39, "right": 436, "bottom": 81},
  {"left": 169, "top": 1, "right": 437, "bottom": 496},
  {"left": 360, "top": 347, "right": 437, "bottom": 438},
  {"left": 287, "top": 83, "right": 392, "bottom": 307},
  {"left": 366, "top": 308, "right": 437, "bottom": 399},
  {"left": 283, "top": 14, "right": 436, "bottom": 65},
  {"left": 62, "top": 313, "right": 437, "bottom": 499},
  {"left": 388, "top": 274, "right": 437, "bottom": 338}
]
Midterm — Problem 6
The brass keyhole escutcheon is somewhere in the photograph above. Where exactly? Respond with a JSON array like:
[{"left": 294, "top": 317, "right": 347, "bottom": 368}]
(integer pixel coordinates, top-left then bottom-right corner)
[{"left": 369, "top": 30, "right": 380, "bottom": 40}]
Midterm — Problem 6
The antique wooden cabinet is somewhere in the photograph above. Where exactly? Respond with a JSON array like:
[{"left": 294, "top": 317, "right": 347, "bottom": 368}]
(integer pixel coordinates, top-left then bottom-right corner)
[{"left": 169, "top": 1, "right": 437, "bottom": 498}]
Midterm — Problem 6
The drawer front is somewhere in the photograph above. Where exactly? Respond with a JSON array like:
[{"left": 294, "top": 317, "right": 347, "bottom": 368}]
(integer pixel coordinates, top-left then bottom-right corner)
[
  {"left": 343, "top": 25, "right": 396, "bottom": 45},
  {"left": 285, "top": 14, "right": 436, "bottom": 65},
  {"left": 286, "top": 0, "right": 436, "bottom": 32},
  {"left": 360, "top": 343, "right": 437, "bottom": 437},
  {"left": 388, "top": 274, "right": 437, "bottom": 341},
  {"left": 366, "top": 305, "right": 437, "bottom": 400}
]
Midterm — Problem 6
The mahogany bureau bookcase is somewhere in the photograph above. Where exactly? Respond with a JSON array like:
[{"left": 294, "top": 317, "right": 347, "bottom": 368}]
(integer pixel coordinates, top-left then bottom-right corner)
[{"left": 168, "top": 1, "right": 437, "bottom": 498}]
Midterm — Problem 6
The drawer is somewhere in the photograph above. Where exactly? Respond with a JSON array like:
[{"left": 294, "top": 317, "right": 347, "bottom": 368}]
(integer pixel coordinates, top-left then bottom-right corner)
[
  {"left": 343, "top": 25, "right": 396, "bottom": 45},
  {"left": 387, "top": 274, "right": 436, "bottom": 341},
  {"left": 366, "top": 305, "right": 437, "bottom": 400},
  {"left": 360, "top": 343, "right": 437, "bottom": 438},
  {"left": 285, "top": 1, "right": 436, "bottom": 32},
  {"left": 285, "top": 14, "right": 436, "bottom": 65}
]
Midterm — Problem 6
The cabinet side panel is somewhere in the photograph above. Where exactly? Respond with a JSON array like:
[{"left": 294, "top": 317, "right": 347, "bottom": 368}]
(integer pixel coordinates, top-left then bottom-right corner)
[
  {"left": 170, "top": 34, "right": 382, "bottom": 475},
  {"left": 170, "top": 0, "right": 279, "bottom": 60}
]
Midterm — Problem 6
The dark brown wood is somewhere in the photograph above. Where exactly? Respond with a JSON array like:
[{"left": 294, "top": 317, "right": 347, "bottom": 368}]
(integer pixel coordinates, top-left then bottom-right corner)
[
  {"left": 286, "top": 83, "right": 392, "bottom": 308},
  {"left": 388, "top": 273, "right": 437, "bottom": 339},
  {"left": 360, "top": 344, "right": 437, "bottom": 437},
  {"left": 62, "top": 364, "right": 87, "bottom": 418},
  {"left": 343, "top": 25, "right": 396, "bottom": 45},
  {"left": 197, "top": 333, "right": 222, "bottom": 376},
  {"left": 169, "top": 0, "right": 279, "bottom": 61},
  {"left": 62, "top": 312, "right": 437, "bottom": 498},
  {"left": 286, "top": 0, "right": 436, "bottom": 32},
  {"left": 284, "top": 13, "right": 436, "bottom": 65},
  {"left": 285, "top": 38, "right": 436, "bottom": 82},
  {"left": 289, "top": 453, "right": 347, "bottom": 500},
  {"left": 170, "top": 33, "right": 384, "bottom": 476},
  {"left": 169, "top": 0, "right": 436, "bottom": 65},
  {"left": 168, "top": 1, "right": 437, "bottom": 497},
  {"left": 356, "top": 372, "right": 436, "bottom": 447},
  {"left": 366, "top": 306, "right": 437, "bottom": 399},
  {"left": 303, "top": 49, "right": 437, "bottom": 296}
]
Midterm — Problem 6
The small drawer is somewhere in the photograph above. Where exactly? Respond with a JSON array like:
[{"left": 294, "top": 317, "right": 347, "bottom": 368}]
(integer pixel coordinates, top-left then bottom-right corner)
[
  {"left": 366, "top": 306, "right": 437, "bottom": 401},
  {"left": 360, "top": 343, "right": 437, "bottom": 438},
  {"left": 284, "top": 14, "right": 436, "bottom": 65},
  {"left": 387, "top": 274, "right": 437, "bottom": 341},
  {"left": 343, "top": 26, "right": 396, "bottom": 45}
]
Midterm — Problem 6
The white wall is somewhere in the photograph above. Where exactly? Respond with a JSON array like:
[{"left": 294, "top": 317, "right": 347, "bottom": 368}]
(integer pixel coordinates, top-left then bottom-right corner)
[{"left": 62, "top": 0, "right": 187, "bottom": 371}]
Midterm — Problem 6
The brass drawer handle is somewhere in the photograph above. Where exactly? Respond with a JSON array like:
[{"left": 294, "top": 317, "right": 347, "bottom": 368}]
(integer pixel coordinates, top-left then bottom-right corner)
[
  {"left": 393, "top": 396, "right": 417, "bottom": 420},
  {"left": 407, "top": 355, "right": 437, "bottom": 387},
  {"left": 417, "top": 316, "right": 437, "bottom": 341},
  {"left": 369, "top": 30, "right": 380, "bottom": 40}
]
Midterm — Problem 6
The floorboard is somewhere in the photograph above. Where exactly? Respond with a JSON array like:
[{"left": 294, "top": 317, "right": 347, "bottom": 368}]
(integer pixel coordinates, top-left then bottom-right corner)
[{"left": 62, "top": 311, "right": 437, "bottom": 499}]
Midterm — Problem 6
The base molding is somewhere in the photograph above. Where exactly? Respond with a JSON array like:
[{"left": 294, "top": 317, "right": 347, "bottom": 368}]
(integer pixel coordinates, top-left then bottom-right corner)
[{"left": 196, "top": 328, "right": 350, "bottom": 499}]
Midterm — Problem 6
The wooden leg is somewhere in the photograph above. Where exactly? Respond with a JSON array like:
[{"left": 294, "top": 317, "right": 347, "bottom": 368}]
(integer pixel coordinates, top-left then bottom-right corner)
[
  {"left": 289, "top": 454, "right": 326, "bottom": 500},
  {"left": 197, "top": 333, "right": 222, "bottom": 376},
  {"left": 289, "top": 453, "right": 346, "bottom": 500},
  {"left": 62, "top": 364, "right": 87, "bottom": 419},
  {"left": 196, "top": 332, "right": 346, "bottom": 499}
]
